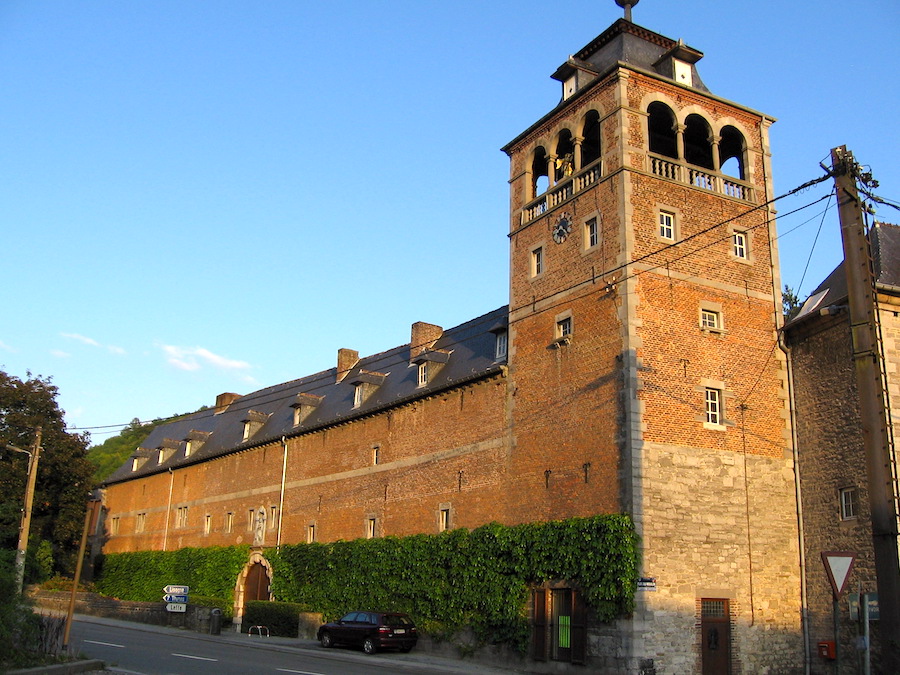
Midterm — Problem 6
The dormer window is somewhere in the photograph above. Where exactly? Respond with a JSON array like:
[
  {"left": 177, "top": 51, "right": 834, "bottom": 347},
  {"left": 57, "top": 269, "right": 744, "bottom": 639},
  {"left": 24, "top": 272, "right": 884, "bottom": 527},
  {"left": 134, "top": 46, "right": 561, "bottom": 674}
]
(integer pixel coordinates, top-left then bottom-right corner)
[
  {"left": 411, "top": 349, "right": 449, "bottom": 388},
  {"left": 417, "top": 362, "right": 429, "bottom": 387},
  {"left": 349, "top": 370, "right": 387, "bottom": 409},
  {"left": 241, "top": 410, "right": 269, "bottom": 441},
  {"left": 495, "top": 330, "right": 508, "bottom": 360},
  {"left": 157, "top": 439, "right": 179, "bottom": 464},
  {"left": 291, "top": 393, "right": 323, "bottom": 427},
  {"left": 673, "top": 59, "right": 693, "bottom": 87},
  {"left": 183, "top": 430, "right": 211, "bottom": 458},
  {"left": 131, "top": 456, "right": 147, "bottom": 472}
]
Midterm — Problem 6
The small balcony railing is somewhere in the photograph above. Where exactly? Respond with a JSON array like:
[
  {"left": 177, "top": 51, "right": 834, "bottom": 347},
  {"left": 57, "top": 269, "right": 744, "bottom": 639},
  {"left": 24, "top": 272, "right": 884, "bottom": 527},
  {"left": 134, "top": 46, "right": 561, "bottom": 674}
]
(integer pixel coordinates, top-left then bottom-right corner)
[
  {"left": 520, "top": 162, "right": 602, "bottom": 225},
  {"left": 650, "top": 155, "right": 754, "bottom": 202}
]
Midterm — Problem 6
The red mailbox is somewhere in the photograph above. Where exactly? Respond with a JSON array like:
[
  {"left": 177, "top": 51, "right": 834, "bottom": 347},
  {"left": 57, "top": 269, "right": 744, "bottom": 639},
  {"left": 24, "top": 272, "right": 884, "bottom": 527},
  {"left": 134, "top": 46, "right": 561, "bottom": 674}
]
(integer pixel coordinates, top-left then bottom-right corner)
[{"left": 817, "top": 641, "right": 836, "bottom": 660}]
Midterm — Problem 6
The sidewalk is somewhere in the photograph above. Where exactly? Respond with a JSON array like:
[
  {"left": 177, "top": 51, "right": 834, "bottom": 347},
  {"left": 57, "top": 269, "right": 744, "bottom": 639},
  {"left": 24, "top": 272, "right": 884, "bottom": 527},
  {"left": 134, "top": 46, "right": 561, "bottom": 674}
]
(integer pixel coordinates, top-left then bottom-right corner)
[{"left": 70, "top": 613, "right": 525, "bottom": 674}]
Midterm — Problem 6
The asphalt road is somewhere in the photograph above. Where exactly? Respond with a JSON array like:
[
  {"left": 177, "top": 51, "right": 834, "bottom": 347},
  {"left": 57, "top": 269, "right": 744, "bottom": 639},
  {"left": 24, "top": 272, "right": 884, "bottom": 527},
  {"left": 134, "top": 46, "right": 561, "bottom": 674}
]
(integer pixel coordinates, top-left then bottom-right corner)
[{"left": 68, "top": 616, "right": 508, "bottom": 675}]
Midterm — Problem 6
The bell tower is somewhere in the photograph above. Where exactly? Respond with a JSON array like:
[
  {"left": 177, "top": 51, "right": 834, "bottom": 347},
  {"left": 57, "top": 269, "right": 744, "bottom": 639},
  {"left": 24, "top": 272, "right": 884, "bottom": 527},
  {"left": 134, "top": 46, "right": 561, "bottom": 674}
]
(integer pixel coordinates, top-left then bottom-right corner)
[{"left": 501, "top": 4, "right": 801, "bottom": 672}]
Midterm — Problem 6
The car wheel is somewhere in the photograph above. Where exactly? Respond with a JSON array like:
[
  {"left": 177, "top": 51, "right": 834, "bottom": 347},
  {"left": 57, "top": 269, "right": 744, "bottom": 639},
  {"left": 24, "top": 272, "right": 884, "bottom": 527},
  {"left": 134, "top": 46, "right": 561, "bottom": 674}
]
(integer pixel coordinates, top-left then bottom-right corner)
[
  {"left": 320, "top": 632, "right": 333, "bottom": 648},
  {"left": 363, "top": 637, "right": 377, "bottom": 655}
]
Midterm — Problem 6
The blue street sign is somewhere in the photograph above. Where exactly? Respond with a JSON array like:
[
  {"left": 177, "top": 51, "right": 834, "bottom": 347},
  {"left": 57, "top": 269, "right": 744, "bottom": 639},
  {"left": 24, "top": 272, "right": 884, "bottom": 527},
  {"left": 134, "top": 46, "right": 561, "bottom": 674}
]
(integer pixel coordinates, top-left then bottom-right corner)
[{"left": 164, "top": 594, "right": 189, "bottom": 603}]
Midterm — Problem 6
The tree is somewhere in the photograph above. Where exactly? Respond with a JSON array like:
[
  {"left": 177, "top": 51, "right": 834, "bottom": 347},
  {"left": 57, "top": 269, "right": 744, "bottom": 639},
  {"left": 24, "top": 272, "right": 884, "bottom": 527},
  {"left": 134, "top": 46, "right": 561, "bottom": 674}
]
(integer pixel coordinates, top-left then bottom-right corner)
[
  {"left": 0, "top": 370, "right": 93, "bottom": 579},
  {"left": 782, "top": 284, "right": 802, "bottom": 322}
]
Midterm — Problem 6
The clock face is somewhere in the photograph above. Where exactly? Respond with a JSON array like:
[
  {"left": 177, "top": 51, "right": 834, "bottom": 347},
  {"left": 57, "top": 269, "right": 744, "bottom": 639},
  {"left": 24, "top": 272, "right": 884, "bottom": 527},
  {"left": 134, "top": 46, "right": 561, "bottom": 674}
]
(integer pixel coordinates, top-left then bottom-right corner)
[{"left": 553, "top": 214, "right": 572, "bottom": 243}]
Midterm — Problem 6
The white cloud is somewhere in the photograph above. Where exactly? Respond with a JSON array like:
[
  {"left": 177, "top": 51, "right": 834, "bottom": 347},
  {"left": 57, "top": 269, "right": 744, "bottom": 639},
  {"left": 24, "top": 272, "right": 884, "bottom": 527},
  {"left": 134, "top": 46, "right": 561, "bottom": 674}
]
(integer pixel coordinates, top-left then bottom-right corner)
[
  {"left": 61, "top": 332, "right": 101, "bottom": 347},
  {"left": 0, "top": 340, "right": 15, "bottom": 353},
  {"left": 50, "top": 349, "right": 71, "bottom": 358},
  {"left": 107, "top": 345, "right": 127, "bottom": 355},
  {"left": 161, "top": 345, "right": 252, "bottom": 373}
]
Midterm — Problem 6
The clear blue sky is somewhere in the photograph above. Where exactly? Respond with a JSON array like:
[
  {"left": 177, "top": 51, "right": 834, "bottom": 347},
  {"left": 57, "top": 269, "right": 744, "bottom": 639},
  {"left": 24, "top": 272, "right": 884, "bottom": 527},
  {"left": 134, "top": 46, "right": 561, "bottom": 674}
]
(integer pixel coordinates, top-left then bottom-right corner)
[{"left": 1, "top": 0, "right": 897, "bottom": 441}]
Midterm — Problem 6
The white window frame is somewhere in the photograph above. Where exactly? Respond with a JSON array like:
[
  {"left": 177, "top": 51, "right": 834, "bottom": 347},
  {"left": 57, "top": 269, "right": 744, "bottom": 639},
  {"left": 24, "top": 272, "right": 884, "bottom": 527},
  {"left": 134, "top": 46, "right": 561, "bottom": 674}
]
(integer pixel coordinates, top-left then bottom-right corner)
[
  {"left": 417, "top": 361, "right": 428, "bottom": 387},
  {"left": 705, "top": 387, "right": 723, "bottom": 426},
  {"left": 840, "top": 487, "right": 859, "bottom": 520},
  {"left": 531, "top": 245, "right": 544, "bottom": 278},
  {"left": 495, "top": 330, "right": 508, "bottom": 359},
  {"left": 556, "top": 316, "right": 572, "bottom": 339},
  {"left": 585, "top": 217, "right": 599, "bottom": 249},
  {"left": 184, "top": 440, "right": 193, "bottom": 457},
  {"left": 659, "top": 210, "right": 676, "bottom": 240},
  {"left": 732, "top": 230, "right": 749, "bottom": 259},
  {"left": 700, "top": 309, "right": 720, "bottom": 330},
  {"left": 353, "top": 383, "right": 363, "bottom": 408}
]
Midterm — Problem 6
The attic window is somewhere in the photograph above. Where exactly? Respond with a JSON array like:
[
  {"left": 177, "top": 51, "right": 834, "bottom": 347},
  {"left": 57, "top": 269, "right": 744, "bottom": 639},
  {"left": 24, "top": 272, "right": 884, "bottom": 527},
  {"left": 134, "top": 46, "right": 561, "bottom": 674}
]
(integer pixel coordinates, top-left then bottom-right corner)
[
  {"left": 183, "top": 430, "right": 211, "bottom": 458},
  {"left": 495, "top": 330, "right": 508, "bottom": 360},
  {"left": 291, "top": 393, "right": 323, "bottom": 427},
  {"left": 131, "top": 457, "right": 147, "bottom": 472},
  {"left": 241, "top": 410, "right": 269, "bottom": 441},
  {"left": 417, "top": 362, "right": 429, "bottom": 387},
  {"left": 350, "top": 370, "right": 387, "bottom": 409}
]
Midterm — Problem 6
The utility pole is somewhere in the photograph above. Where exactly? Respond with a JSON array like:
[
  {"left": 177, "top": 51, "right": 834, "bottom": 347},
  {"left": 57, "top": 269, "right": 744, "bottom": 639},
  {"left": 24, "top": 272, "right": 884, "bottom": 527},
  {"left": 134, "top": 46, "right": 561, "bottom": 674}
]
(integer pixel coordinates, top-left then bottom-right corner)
[
  {"left": 832, "top": 145, "right": 900, "bottom": 672},
  {"left": 13, "top": 427, "right": 42, "bottom": 595}
]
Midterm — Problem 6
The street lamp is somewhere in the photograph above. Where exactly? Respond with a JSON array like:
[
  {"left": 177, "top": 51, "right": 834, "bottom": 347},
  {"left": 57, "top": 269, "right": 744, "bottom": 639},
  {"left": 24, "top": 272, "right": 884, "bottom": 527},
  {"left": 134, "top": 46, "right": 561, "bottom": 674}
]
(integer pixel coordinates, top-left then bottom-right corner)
[{"left": 5, "top": 427, "right": 42, "bottom": 595}]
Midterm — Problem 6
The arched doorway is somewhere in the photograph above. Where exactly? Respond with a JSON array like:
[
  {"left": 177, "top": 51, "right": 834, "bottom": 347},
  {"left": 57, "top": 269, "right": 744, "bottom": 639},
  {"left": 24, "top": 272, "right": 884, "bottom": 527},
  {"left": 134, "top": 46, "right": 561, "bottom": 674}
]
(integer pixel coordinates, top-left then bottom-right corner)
[{"left": 233, "top": 551, "right": 272, "bottom": 632}]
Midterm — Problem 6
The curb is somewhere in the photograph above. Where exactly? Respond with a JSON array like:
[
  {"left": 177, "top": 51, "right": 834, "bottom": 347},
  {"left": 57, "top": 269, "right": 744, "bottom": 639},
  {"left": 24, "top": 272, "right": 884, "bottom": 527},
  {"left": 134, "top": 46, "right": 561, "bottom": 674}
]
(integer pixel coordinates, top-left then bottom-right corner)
[{"left": 7, "top": 659, "right": 105, "bottom": 675}]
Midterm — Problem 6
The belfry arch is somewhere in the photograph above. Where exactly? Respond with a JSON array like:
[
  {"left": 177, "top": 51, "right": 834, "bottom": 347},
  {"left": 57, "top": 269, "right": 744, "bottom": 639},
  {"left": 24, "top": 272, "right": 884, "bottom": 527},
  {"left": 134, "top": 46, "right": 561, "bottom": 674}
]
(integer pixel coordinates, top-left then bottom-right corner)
[{"left": 233, "top": 551, "right": 273, "bottom": 631}]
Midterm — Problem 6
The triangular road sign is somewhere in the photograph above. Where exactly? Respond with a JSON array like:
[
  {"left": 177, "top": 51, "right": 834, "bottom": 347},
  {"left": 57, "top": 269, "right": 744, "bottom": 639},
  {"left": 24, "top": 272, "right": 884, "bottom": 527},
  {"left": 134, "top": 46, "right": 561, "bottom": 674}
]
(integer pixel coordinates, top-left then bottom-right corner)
[{"left": 821, "top": 551, "right": 856, "bottom": 598}]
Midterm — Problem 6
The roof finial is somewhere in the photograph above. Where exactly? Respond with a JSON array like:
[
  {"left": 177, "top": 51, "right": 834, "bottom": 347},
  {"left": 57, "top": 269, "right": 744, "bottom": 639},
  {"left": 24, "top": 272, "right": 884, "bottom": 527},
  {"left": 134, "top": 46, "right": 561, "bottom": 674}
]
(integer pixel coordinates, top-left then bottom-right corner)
[{"left": 614, "top": 0, "right": 639, "bottom": 22}]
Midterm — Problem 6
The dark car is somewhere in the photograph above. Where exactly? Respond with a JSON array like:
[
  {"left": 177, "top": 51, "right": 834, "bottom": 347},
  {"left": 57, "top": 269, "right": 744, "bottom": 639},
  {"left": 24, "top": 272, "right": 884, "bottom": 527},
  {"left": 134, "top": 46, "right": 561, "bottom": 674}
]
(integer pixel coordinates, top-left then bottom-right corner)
[{"left": 317, "top": 611, "right": 418, "bottom": 654}]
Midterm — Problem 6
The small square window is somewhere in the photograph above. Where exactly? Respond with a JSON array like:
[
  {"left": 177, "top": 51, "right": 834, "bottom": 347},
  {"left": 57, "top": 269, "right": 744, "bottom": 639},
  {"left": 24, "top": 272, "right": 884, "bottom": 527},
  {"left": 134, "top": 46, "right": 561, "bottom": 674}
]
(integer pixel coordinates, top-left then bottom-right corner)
[
  {"left": 840, "top": 487, "right": 859, "bottom": 520},
  {"left": 531, "top": 246, "right": 544, "bottom": 277},
  {"left": 585, "top": 217, "right": 599, "bottom": 248},
  {"left": 557, "top": 317, "right": 572, "bottom": 339},
  {"left": 439, "top": 508, "right": 451, "bottom": 532},
  {"left": 705, "top": 388, "right": 723, "bottom": 426},
  {"left": 495, "top": 330, "right": 508, "bottom": 359},
  {"left": 701, "top": 309, "right": 720, "bottom": 330},
  {"left": 732, "top": 231, "right": 749, "bottom": 259},
  {"left": 659, "top": 211, "right": 675, "bottom": 240}
]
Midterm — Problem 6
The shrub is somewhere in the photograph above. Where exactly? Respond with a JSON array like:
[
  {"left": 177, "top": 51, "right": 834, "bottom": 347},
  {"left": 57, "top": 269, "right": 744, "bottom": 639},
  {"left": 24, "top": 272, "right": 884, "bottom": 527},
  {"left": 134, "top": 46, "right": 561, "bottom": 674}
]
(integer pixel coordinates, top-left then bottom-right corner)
[{"left": 243, "top": 600, "right": 309, "bottom": 637}]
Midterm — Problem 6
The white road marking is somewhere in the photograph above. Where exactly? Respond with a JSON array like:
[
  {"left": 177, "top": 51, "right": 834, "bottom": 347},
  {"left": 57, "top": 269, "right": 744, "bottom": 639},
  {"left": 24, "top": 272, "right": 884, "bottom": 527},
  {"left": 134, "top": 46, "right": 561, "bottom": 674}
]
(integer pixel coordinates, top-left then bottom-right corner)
[
  {"left": 276, "top": 670, "right": 327, "bottom": 675},
  {"left": 172, "top": 652, "right": 218, "bottom": 662},
  {"left": 84, "top": 639, "right": 125, "bottom": 648}
]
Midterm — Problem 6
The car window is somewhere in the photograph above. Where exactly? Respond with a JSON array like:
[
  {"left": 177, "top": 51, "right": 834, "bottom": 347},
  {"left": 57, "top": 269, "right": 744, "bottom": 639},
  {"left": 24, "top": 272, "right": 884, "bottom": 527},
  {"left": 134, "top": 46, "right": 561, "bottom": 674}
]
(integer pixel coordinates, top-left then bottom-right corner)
[
  {"left": 384, "top": 614, "right": 413, "bottom": 627},
  {"left": 341, "top": 612, "right": 358, "bottom": 623},
  {"left": 362, "top": 613, "right": 376, "bottom": 624}
]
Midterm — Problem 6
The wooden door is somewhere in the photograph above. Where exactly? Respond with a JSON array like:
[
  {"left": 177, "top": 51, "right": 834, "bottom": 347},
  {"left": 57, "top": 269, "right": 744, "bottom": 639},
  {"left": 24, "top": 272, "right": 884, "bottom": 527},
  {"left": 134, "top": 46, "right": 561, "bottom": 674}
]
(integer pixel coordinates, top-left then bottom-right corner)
[{"left": 701, "top": 598, "right": 731, "bottom": 675}]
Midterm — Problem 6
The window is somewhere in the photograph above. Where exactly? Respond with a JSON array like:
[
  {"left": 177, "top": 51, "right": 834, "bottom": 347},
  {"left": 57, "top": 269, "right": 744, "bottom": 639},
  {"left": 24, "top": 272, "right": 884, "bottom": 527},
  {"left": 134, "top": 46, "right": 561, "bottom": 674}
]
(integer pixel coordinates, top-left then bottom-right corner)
[
  {"left": 184, "top": 440, "right": 193, "bottom": 457},
  {"left": 110, "top": 517, "right": 120, "bottom": 535},
  {"left": 225, "top": 512, "right": 234, "bottom": 533},
  {"left": 659, "top": 211, "right": 675, "bottom": 240},
  {"left": 732, "top": 230, "right": 749, "bottom": 259},
  {"left": 135, "top": 513, "right": 146, "bottom": 533},
  {"left": 372, "top": 446, "right": 381, "bottom": 465},
  {"left": 701, "top": 309, "right": 720, "bottom": 330},
  {"left": 307, "top": 524, "right": 316, "bottom": 543},
  {"left": 269, "top": 506, "right": 277, "bottom": 530},
  {"left": 495, "top": 330, "right": 508, "bottom": 359},
  {"left": 584, "top": 217, "right": 599, "bottom": 249},
  {"left": 439, "top": 508, "right": 451, "bottom": 532},
  {"left": 353, "top": 383, "right": 363, "bottom": 408},
  {"left": 242, "top": 422, "right": 252, "bottom": 442},
  {"left": 204, "top": 514, "right": 212, "bottom": 535},
  {"left": 417, "top": 361, "right": 428, "bottom": 386},
  {"left": 840, "top": 487, "right": 859, "bottom": 520},
  {"left": 366, "top": 517, "right": 377, "bottom": 539},
  {"left": 556, "top": 317, "right": 572, "bottom": 339},
  {"left": 175, "top": 506, "right": 189, "bottom": 529},
  {"left": 248, "top": 509, "right": 255, "bottom": 531},
  {"left": 531, "top": 246, "right": 544, "bottom": 277},
  {"left": 705, "top": 388, "right": 723, "bottom": 426}
]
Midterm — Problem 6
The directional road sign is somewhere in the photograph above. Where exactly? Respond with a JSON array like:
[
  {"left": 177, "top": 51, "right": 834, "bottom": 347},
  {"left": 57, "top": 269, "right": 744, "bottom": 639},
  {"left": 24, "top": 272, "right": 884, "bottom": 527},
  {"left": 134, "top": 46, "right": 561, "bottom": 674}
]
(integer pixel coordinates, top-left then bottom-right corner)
[
  {"left": 164, "top": 594, "right": 189, "bottom": 603},
  {"left": 166, "top": 603, "right": 187, "bottom": 613},
  {"left": 163, "top": 585, "right": 189, "bottom": 595}
]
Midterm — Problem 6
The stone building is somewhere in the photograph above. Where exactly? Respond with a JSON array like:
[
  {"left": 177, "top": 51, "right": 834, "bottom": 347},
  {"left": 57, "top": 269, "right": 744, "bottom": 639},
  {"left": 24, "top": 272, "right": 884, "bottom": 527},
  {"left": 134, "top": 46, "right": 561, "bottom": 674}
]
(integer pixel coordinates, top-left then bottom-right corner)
[
  {"left": 784, "top": 222, "right": 900, "bottom": 674},
  {"left": 100, "top": 10, "right": 804, "bottom": 673}
]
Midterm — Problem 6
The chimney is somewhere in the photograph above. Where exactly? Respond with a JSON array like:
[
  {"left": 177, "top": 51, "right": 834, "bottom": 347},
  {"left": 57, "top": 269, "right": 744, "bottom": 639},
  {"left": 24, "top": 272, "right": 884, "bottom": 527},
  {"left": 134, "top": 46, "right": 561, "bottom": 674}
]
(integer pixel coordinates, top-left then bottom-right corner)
[
  {"left": 336, "top": 348, "right": 359, "bottom": 383},
  {"left": 410, "top": 322, "right": 443, "bottom": 361},
  {"left": 215, "top": 392, "right": 240, "bottom": 413}
]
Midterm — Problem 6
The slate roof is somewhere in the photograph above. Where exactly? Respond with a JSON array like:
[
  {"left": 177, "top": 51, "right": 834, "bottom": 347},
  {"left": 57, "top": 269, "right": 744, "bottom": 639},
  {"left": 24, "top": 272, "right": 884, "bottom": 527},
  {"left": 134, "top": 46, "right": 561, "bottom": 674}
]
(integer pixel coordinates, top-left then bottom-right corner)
[
  {"left": 787, "top": 223, "right": 900, "bottom": 327},
  {"left": 103, "top": 306, "right": 509, "bottom": 486}
]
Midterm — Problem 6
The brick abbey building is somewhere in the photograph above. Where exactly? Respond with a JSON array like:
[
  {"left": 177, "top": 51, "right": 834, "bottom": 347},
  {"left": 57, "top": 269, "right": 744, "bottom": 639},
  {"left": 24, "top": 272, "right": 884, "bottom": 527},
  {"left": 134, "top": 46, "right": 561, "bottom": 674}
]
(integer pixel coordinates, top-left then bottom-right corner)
[{"left": 100, "top": 10, "right": 805, "bottom": 673}]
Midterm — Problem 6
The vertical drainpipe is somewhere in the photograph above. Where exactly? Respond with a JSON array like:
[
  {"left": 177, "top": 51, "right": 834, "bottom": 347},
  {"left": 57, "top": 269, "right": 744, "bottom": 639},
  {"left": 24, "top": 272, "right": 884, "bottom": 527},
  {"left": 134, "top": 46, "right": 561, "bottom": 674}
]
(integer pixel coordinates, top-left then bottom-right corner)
[
  {"left": 779, "top": 332, "right": 811, "bottom": 675},
  {"left": 163, "top": 468, "right": 174, "bottom": 552},
  {"left": 277, "top": 436, "right": 287, "bottom": 549}
]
